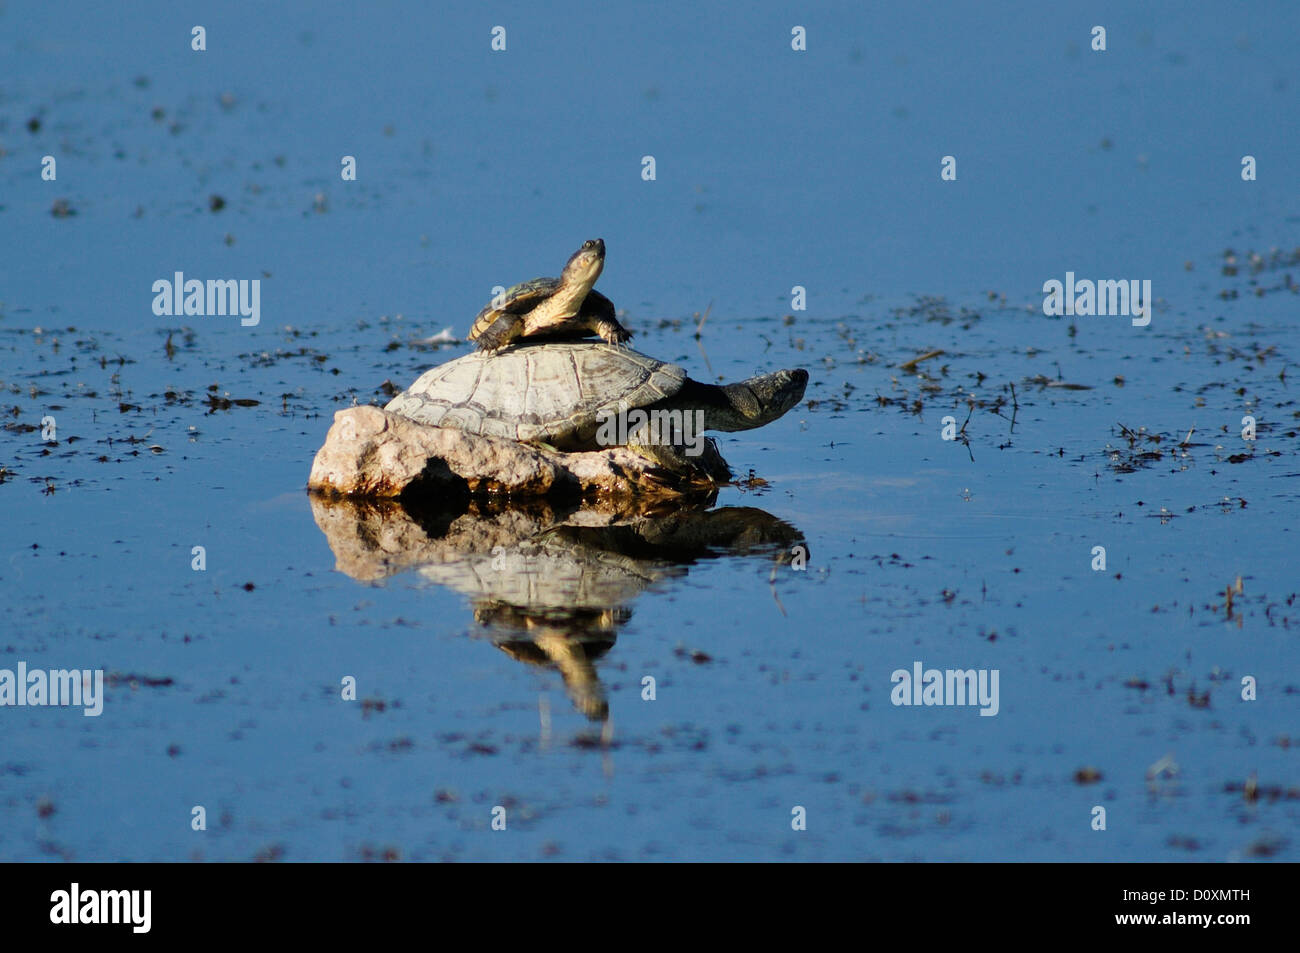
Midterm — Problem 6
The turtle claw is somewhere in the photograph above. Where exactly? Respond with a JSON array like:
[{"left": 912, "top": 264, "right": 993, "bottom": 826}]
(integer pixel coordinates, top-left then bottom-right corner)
[{"left": 598, "top": 325, "right": 633, "bottom": 348}]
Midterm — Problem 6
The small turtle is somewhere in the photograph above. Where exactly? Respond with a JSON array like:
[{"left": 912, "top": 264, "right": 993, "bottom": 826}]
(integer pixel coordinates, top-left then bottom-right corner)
[
  {"left": 468, "top": 239, "right": 632, "bottom": 352},
  {"left": 385, "top": 342, "right": 808, "bottom": 476}
]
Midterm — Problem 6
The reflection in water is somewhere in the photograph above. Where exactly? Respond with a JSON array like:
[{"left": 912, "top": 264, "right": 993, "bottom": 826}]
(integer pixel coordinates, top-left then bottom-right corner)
[{"left": 309, "top": 495, "right": 805, "bottom": 723}]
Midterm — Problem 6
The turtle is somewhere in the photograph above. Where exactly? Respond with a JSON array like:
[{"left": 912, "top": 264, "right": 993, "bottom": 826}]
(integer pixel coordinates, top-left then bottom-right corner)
[
  {"left": 384, "top": 342, "right": 808, "bottom": 475},
  {"left": 467, "top": 239, "right": 632, "bottom": 352}
]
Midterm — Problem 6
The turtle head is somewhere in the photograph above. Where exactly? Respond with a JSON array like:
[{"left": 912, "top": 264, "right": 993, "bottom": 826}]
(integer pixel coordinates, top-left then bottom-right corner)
[
  {"left": 559, "top": 239, "right": 606, "bottom": 296},
  {"left": 745, "top": 367, "right": 809, "bottom": 423},
  {"left": 710, "top": 368, "right": 809, "bottom": 431}
]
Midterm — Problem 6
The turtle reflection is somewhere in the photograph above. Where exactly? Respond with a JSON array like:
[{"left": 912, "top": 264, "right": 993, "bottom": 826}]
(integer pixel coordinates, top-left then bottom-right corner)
[{"left": 309, "top": 496, "right": 805, "bottom": 721}]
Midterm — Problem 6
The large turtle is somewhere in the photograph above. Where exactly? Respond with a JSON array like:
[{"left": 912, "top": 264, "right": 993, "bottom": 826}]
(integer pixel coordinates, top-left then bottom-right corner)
[
  {"left": 385, "top": 342, "right": 808, "bottom": 473},
  {"left": 468, "top": 239, "right": 632, "bottom": 352}
]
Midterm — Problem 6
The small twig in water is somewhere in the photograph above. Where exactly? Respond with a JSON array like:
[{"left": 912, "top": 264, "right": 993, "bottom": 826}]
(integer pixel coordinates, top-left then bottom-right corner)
[
  {"left": 694, "top": 301, "right": 713, "bottom": 339},
  {"left": 899, "top": 349, "right": 945, "bottom": 373},
  {"left": 769, "top": 563, "right": 788, "bottom": 617}
]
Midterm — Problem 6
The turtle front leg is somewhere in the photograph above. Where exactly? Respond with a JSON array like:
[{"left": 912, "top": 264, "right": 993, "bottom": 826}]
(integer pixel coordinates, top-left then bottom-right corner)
[
  {"left": 626, "top": 431, "right": 731, "bottom": 484},
  {"left": 475, "top": 314, "right": 524, "bottom": 352},
  {"left": 594, "top": 317, "right": 633, "bottom": 347}
]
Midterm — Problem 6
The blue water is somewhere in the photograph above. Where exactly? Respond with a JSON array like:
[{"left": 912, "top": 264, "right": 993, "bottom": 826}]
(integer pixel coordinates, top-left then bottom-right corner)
[{"left": 1, "top": 1, "right": 1297, "bottom": 861}]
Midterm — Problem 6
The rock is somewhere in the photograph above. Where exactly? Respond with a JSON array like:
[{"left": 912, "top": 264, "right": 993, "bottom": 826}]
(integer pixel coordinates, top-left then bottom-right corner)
[{"left": 307, "top": 406, "right": 730, "bottom": 502}]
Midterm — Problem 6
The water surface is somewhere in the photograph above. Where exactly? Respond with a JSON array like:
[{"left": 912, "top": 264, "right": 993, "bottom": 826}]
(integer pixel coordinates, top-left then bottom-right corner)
[{"left": 1, "top": 1, "right": 1297, "bottom": 861}]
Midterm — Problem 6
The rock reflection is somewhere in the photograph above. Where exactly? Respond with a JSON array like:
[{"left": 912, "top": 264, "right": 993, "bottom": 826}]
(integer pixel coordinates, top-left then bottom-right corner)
[{"left": 309, "top": 495, "right": 805, "bottom": 722}]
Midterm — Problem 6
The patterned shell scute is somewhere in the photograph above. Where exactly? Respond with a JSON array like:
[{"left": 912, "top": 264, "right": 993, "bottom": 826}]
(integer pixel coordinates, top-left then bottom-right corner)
[
  {"left": 385, "top": 343, "right": 687, "bottom": 445},
  {"left": 498, "top": 278, "right": 561, "bottom": 311}
]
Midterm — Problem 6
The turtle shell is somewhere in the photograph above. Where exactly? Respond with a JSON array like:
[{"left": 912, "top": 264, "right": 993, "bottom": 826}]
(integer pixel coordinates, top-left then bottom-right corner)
[
  {"left": 469, "top": 277, "right": 558, "bottom": 339},
  {"left": 491, "top": 277, "right": 562, "bottom": 313},
  {"left": 385, "top": 342, "right": 687, "bottom": 449},
  {"left": 470, "top": 281, "right": 615, "bottom": 341}
]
